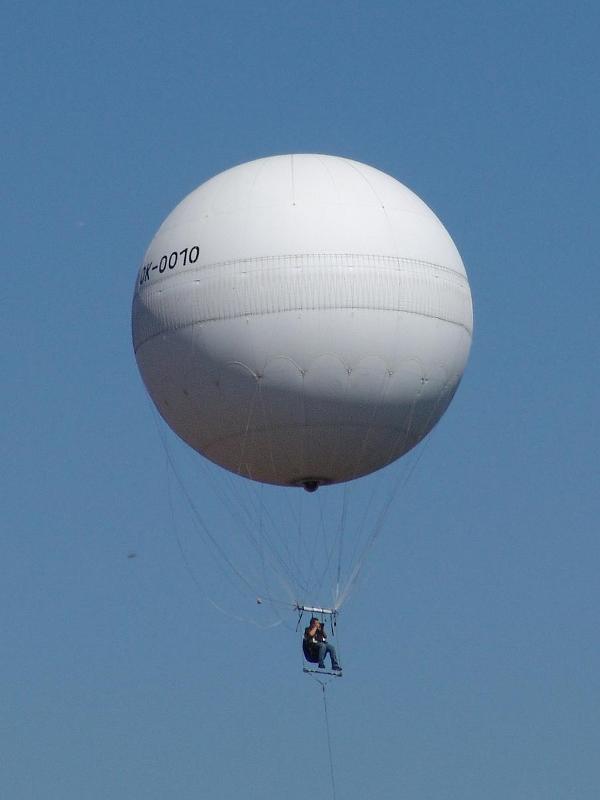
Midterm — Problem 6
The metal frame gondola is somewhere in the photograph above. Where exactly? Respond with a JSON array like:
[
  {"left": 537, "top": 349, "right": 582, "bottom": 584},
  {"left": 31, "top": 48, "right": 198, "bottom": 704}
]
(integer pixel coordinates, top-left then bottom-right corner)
[{"left": 296, "top": 604, "right": 342, "bottom": 677}]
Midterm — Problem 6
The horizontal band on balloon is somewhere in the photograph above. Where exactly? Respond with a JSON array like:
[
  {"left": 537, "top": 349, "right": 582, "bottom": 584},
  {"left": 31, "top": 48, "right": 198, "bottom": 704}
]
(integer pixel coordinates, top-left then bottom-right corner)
[{"left": 133, "top": 253, "right": 472, "bottom": 351}]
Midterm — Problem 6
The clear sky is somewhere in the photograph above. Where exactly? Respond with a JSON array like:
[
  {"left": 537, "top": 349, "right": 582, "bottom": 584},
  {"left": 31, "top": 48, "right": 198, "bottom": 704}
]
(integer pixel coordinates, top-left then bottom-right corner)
[{"left": 4, "top": 1, "right": 600, "bottom": 798}]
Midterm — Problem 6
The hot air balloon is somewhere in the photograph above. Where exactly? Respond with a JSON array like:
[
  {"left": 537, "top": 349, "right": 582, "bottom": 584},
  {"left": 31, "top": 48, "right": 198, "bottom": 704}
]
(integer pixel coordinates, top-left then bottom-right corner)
[{"left": 132, "top": 154, "right": 473, "bottom": 642}]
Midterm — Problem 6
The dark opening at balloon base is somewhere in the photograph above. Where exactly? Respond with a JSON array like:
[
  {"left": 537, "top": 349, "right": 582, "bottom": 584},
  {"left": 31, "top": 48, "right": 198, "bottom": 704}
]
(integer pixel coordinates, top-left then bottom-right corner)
[{"left": 291, "top": 477, "right": 333, "bottom": 493}]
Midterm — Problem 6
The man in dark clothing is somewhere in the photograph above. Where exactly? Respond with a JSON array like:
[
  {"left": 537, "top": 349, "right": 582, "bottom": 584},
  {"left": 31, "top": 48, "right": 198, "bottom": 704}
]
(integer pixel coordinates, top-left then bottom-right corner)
[{"left": 303, "top": 617, "right": 341, "bottom": 672}]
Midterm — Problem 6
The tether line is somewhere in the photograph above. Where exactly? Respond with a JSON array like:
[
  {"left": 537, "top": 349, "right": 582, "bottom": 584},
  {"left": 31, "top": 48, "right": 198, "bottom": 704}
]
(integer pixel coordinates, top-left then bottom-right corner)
[{"left": 318, "top": 680, "right": 337, "bottom": 800}]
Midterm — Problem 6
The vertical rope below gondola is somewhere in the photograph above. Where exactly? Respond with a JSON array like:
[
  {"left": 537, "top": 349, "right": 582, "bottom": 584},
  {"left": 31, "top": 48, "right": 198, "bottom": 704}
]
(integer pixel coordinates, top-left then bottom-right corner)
[{"left": 320, "top": 681, "right": 337, "bottom": 800}]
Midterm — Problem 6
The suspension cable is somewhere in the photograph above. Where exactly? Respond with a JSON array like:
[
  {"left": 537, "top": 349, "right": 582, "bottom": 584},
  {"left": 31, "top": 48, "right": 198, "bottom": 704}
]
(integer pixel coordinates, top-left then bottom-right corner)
[
  {"left": 162, "top": 430, "right": 284, "bottom": 628},
  {"left": 334, "top": 380, "right": 452, "bottom": 609}
]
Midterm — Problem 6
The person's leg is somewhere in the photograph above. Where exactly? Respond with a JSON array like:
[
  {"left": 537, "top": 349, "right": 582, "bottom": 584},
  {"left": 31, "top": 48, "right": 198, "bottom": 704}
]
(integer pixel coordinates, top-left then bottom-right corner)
[
  {"left": 317, "top": 642, "right": 327, "bottom": 668},
  {"left": 325, "top": 642, "right": 341, "bottom": 671}
]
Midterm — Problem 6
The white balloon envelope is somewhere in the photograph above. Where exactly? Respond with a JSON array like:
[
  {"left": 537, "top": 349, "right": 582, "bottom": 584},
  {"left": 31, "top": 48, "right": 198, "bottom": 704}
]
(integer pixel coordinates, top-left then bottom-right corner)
[{"left": 132, "top": 154, "right": 473, "bottom": 488}]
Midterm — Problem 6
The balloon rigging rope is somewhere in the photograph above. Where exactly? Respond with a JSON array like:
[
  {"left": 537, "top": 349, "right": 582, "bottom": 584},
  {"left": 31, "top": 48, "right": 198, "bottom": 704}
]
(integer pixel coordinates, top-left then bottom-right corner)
[
  {"left": 255, "top": 485, "right": 300, "bottom": 631},
  {"left": 158, "top": 418, "right": 283, "bottom": 628},
  {"left": 151, "top": 408, "right": 256, "bottom": 596},
  {"left": 254, "top": 382, "right": 310, "bottom": 590},
  {"left": 311, "top": 492, "right": 340, "bottom": 603},
  {"left": 235, "top": 387, "right": 294, "bottom": 577},
  {"left": 332, "top": 370, "right": 392, "bottom": 606},
  {"left": 334, "top": 381, "right": 451, "bottom": 608},
  {"left": 335, "top": 390, "right": 437, "bottom": 608},
  {"left": 152, "top": 404, "right": 296, "bottom": 616},
  {"left": 215, "top": 387, "right": 308, "bottom": 619},
  {"left": 220, "top": 384, "right": 306, "bottom": 595},
  {"left": 192, "top": 453, "right": 297, "bottom": 596},
  {"left": 150, "top": 356, "right": 455, "bottom": 621},
  {"left": 337, "top": 441, "right": 429, "bottom": 608},
  {"left": 336, "top": 416, "right": 417, "bottom": 606},
  {"left": 297, "top": 371, "right": 335, "bottom": 602},
  {"left": 299, "top": 492, "right": 321, "bottom": 600},
  {"left": 334, "top": 482, "right": 349, "bottom": 600},
  {"left": 316, "top": 491, "right": 332, "bottom": 596}
]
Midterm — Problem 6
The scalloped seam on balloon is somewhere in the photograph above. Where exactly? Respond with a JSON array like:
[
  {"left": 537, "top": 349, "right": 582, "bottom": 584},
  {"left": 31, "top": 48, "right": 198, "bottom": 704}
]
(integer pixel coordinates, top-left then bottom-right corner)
[{"left": 133, "top": 308, "right": 473, "bottom": 354}]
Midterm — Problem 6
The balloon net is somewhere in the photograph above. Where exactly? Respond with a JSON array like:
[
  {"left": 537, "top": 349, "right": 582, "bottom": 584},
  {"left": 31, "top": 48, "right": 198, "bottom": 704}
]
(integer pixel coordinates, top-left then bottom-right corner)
[{"left": 154, "top": 410, "right": 430, "bottom": 629}]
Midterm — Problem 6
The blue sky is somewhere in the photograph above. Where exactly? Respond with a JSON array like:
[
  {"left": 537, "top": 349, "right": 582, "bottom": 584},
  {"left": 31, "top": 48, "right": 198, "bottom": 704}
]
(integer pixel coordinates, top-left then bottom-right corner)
[{"left": 3, "top": 2, "right": 600, "bottom": 798}]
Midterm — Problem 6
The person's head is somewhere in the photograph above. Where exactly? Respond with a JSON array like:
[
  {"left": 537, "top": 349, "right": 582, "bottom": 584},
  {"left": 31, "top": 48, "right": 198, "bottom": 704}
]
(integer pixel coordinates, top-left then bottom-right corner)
[{"left": 310, "top": 617, "right": 320, "bottom": 628}]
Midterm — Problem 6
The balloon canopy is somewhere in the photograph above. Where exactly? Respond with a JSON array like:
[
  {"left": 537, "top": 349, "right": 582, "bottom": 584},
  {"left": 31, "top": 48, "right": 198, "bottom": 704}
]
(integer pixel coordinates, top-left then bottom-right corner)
[{"left": 132, "top": 154, "right": 473, "bottom": 488}]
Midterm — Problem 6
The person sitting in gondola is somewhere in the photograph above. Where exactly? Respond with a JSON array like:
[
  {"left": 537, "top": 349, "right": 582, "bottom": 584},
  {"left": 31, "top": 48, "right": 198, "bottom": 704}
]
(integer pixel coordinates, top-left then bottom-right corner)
[{"left": 303, "top": 618, "right": 341, "bottom": 672}]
